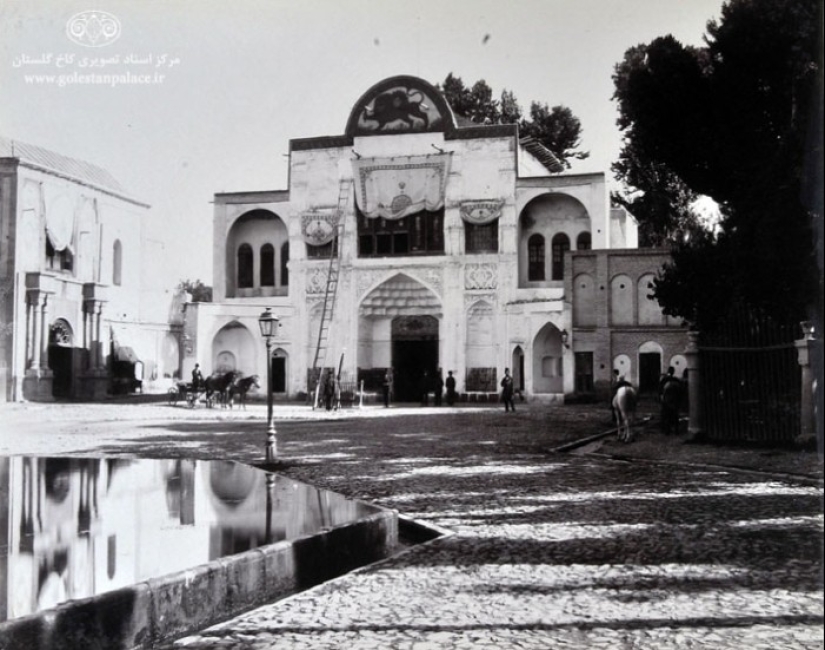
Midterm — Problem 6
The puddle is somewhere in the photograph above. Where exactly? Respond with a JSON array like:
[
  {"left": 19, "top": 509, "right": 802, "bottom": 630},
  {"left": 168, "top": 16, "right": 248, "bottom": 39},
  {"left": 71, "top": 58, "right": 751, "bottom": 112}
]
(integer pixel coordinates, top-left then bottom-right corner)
[{"left": 0, "top": 456, "right": 384, "bottom": 623}]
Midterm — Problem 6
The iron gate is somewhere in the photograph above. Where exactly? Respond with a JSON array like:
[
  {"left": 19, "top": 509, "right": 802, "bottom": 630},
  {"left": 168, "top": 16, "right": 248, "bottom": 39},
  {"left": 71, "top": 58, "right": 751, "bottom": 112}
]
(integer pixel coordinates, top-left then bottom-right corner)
[{"left": 700, "top": 312, "right": 801, "bottom": 444}]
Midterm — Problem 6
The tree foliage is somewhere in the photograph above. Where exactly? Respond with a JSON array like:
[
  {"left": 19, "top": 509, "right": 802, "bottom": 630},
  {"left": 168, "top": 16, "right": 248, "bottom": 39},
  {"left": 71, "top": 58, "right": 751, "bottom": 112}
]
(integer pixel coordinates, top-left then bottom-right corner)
[
  {"left": 612, "top": 0, "right": 821, "bottom": 330},
  {"left": 178, "top": 279, "right": 212, "bottom": 303},
  {"left": 437, "top": 73, "right": 589, "bottom": 169}
]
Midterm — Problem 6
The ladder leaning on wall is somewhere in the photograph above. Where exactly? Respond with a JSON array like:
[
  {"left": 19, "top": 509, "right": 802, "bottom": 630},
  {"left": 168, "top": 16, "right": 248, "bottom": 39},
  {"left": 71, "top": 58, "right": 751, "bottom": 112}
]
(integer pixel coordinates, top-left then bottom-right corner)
[{"left": 312, "top": 177, "right": 351, "bottom": 409}]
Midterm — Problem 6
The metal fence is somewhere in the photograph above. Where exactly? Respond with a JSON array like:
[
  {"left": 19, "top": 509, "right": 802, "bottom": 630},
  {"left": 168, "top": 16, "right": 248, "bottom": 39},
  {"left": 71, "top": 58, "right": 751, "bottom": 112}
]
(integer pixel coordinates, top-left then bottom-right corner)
[
  {"left": 699, "top": 311, "right": 801, "bottom": 445},
  {"left": 306, "top": 369, "right": 359, "bottom": 408}
]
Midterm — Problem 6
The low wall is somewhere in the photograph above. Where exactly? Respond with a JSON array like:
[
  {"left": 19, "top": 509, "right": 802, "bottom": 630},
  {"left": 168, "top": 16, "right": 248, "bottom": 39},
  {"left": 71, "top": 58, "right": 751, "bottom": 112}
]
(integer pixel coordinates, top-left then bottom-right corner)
[{"left": 0, "top": 511, "right": 397, "bottom": 650}]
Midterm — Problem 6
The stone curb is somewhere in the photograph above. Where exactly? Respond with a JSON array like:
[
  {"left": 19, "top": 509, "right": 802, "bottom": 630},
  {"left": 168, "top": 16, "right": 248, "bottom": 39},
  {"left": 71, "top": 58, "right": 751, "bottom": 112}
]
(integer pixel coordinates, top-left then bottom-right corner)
[{"left": 0, "top": 511, "right": 398, "bottom": 650}]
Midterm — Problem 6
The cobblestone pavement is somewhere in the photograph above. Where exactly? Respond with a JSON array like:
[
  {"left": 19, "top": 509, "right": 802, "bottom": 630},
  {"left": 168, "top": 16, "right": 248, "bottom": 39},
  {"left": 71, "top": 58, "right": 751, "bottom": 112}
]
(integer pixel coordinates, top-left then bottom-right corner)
[
  {"left": 152, "top": 407, "right": 819, "bottom": 649},
  {"left": 2, "top": 400, "right": 822, "bottom": 649}
]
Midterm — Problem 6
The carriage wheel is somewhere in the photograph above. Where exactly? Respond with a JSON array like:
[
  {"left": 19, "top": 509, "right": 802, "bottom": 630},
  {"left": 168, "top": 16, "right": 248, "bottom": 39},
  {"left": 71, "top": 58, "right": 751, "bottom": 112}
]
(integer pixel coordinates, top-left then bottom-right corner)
[{"left": 168, "top": 388, "right": 179, "bottom": 406}]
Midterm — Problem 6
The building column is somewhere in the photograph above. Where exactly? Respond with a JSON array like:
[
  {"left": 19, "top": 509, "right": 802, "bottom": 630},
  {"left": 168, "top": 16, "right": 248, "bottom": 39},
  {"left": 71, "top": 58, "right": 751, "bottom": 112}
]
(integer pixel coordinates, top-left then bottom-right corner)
[
  {"left": 94, "top": 303, "right": 104, "bottom": 370},
  {"left": 83, "top": 298, "right": 106, "bottom": 371},
  {"left": 38, "top": 294, "right": 50, "bottom": 371},
  {"left": 684, "top": 330, "right": 704, "bottom": 439},
  {"left": 26, "top": 291, "right": 49, "bottom": 373},
  {"left": 795, "top": 321, "right": 817, "bottom": 444},
  {"left": 26, "top": 294, "right": 36, "bottom": 370}
]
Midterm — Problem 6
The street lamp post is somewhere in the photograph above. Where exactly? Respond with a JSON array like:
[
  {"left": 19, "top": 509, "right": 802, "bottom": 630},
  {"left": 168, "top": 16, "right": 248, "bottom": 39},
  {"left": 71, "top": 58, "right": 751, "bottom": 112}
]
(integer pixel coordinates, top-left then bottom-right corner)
[{"left": 258, "top": 308, "right": 279, "bottom": 462}]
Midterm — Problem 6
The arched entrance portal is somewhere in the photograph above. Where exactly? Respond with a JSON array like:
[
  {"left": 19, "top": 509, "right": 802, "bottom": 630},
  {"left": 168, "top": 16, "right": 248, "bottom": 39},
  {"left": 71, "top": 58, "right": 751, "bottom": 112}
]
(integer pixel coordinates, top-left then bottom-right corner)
[
  {"left": 212, "top": 322, "right": 256, "bottom": 376},
  {"left": 392, "top": 316, "right": 438, "bottom": 402},
  {"left": 48, "top": 319, "right": 74, "bottom": 398},
  {"left": 532, "top": 323, "right": 564, "bottom": 394}
]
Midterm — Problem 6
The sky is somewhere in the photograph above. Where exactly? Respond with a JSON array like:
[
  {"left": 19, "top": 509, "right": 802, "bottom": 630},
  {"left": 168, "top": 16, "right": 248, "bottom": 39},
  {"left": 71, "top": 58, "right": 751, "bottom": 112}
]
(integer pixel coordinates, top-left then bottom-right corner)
[{"left": 1, "top": 0, "right": 727, "bottom": 283}]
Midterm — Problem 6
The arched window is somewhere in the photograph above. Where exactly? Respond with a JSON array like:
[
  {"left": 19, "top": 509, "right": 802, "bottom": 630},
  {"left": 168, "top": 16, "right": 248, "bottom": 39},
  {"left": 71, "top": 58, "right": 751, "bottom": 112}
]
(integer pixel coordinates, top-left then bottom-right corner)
[
  {"left": 280, "top": 242, "right": 289, "bottom": 286},
  {"left": 528, "top": 234, "right": 545, "bottom": 281},
  {"left": 237, "top": 244, "right": 253, "bottom": 289},
  {"left": 113, "top": 239, "right": 122, "bottom": 286},
  {"left": 551, "top": 233, "right": 570, "bottom": 280},
  {"left": 260, "top": 244, "right": 275, "bottom": 286},
  {"left": 576, "top": 232, "right": 591, "bottom": 250}
]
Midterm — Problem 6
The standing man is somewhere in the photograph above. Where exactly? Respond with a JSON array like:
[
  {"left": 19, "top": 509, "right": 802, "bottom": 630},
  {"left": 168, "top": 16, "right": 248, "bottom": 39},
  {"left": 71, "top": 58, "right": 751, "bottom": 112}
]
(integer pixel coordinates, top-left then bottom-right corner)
[
  {"left": 382, "top": 368, "right": 393, "bottom": 408},
  {"left": 434, "top": 369, "right": 444, "bottom": 406},
  {"left": 191, "top": 363, "right": 203, "bottom": 391},
  {"left": 445, "top": 371, "right": 457, "bottom": 406},
  {"left": 323, "top": 372, "right": 335, "bottom": 411},
  {"left": 659, "top": 366, "right": 682, "bottom": 435},
  {"left": 500, "top": 368, "right": 516, "bottom": 412}
]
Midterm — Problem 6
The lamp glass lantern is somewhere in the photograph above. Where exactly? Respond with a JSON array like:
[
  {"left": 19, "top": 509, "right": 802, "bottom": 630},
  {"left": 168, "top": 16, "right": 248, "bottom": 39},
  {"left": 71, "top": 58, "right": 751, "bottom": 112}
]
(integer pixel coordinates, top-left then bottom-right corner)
[{"left": 258, "top": 308, "right": 279, "bottom": 339}]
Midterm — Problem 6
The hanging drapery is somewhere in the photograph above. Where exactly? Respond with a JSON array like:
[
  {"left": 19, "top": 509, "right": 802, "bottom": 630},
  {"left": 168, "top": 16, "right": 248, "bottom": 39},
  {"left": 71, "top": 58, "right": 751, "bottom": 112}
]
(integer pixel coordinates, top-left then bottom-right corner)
[
  {"left": 352, "top": 153, "right": 452, "bottom": 220},
  {"left": 300, "top": 212, "right": 339, "bottom": 246},
  {"left": 459, "top": 200, "right": 506, "bottom": 225},
  {"left": 44, "top": 190, "right": 76, "bottom": 252}
]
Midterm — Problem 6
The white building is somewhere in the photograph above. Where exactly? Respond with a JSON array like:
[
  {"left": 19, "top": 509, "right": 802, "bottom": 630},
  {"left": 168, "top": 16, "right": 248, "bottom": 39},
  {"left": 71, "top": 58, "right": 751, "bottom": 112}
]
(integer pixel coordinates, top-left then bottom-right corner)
[
  {"left": 188, "top": 75, "right": 652, "bottom": 403},
  {"left": 0, "top": 137, "right": 181, "bottom": 402}
]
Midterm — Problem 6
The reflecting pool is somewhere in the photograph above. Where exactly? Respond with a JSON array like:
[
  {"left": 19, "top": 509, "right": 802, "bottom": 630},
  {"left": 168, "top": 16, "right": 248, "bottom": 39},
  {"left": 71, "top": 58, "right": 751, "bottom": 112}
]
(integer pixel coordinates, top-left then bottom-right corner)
[{"left": 0, "top": 456, "right": 381, "bottom": 622}]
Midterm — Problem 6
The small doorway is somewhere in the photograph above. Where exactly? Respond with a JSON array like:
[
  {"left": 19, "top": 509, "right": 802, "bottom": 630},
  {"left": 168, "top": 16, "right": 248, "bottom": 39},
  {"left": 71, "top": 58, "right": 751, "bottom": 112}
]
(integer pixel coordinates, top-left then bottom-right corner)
[
  {"left": 271, "top": 351, "right": 286, "bottom": 393},
  {"left": 48, "top": 319, "right": 75, "bottom": 398},
  {"left": 391, "top": 315, "right": 439, "bottom": 401},
  {"left": 639, "top": 352, "right": 662, "bottom": 394},
  {"left": 574, "top": 352, "right": 594, "bottom": 394},
  {"left": 512, "top": 346, "right": 525, "bottom": 393}
]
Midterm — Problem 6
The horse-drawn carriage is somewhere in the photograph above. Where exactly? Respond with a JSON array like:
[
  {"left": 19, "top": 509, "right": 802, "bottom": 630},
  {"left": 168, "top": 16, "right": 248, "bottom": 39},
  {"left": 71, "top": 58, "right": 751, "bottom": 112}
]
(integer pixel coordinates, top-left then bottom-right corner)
[
  {"left": 167, "top": 381, "right": 211, "bottom": 407},
  {"left": 167, "top": 371, "right": 260, "bottom": 409}
]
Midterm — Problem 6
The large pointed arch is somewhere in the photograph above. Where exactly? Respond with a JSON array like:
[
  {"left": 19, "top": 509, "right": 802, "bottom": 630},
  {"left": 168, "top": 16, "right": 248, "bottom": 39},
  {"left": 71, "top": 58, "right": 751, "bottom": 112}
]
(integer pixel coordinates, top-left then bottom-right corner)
[
  {"left": 357, "top": 272, "right": 443, "bottom": 401},
  {"left": 211, "top": 321, "right": 257, "bottom": 376}
]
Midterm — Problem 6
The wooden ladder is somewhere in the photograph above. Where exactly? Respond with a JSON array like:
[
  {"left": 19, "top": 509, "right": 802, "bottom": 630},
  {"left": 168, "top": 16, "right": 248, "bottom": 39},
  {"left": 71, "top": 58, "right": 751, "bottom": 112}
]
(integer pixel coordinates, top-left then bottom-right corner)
[{"left": 312, "top": 178, "right": 351, "bottom": 407}]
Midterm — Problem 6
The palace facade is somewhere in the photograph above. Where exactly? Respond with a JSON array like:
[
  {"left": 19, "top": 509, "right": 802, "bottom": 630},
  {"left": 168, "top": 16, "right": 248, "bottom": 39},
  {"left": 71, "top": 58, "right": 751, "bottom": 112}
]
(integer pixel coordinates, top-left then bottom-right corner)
[{"left": 188, "top": 75, "right": 688, "bottom": 402}]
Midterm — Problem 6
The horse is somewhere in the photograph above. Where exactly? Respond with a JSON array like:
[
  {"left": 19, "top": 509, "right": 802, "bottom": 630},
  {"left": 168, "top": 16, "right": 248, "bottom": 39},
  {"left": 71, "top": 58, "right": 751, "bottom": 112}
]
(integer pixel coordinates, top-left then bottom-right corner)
[
  {"left": 204, "top": 370, "right": 240, "bottom": 408},
  {"left": 613, "top": 384, "right": 638, "bottom": 443},
  {"left": 228, "top": 374, "right": 260, "bottom": 410}
]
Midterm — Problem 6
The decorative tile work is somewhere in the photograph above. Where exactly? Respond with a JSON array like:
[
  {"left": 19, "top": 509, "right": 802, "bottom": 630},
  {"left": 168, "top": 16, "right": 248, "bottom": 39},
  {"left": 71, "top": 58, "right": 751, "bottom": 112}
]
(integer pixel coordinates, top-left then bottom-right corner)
[
  {"left": 305, "top": 268, "right": 329, "bottom": 295},
  {"left": 464, "top": 263, "right": 498, "bottom": 290}
]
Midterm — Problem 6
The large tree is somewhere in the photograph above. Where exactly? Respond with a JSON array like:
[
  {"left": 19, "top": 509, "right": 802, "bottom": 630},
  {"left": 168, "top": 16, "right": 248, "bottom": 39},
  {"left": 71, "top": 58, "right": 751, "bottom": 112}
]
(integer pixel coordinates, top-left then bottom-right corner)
[
  {"left": 612, "top": 0, "right": 821, "bottom": 330},
  {"left": 437, "top": 74, "right": 589, "bottom": 169}
]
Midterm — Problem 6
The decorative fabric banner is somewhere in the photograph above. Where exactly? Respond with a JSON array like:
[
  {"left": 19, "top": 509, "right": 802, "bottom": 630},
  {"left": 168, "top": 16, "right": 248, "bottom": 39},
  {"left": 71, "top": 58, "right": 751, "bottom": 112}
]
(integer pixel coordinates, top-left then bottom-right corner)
[
  {"left": 44, "top": 191, "right": 76, "bottom": 252},
  {"left": 352, "top": 153, "right": 452, "bottom": 220},
  {"left": 459, "top": 200, "right": 505, "bottom": 225},
  {"left": 300, "top": 213, "right": 339, "bottom": 246}
]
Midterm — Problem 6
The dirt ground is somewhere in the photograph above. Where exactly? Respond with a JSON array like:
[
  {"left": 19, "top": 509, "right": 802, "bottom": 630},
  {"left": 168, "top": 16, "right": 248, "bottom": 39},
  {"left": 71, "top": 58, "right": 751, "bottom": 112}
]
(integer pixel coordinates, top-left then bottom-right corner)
[{"left": 1, "top": 396, "right": 821, "bottom": 480}]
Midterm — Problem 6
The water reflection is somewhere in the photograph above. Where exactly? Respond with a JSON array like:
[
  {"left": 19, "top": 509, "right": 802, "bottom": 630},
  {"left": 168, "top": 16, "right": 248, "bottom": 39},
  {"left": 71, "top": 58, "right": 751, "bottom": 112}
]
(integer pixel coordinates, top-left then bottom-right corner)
[{"left": 0, "top": 456, "right": 380, "bottom": 622}]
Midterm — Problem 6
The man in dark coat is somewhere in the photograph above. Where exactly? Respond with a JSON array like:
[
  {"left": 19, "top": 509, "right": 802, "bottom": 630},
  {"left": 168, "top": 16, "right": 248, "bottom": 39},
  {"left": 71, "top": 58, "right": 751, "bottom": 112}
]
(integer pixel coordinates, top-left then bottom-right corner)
[
  {"left": 500, "top": 368, "right": 515, "bottom": 412},
  {"left": 445, "top": 371, "right": 457, "bottom": 406}
]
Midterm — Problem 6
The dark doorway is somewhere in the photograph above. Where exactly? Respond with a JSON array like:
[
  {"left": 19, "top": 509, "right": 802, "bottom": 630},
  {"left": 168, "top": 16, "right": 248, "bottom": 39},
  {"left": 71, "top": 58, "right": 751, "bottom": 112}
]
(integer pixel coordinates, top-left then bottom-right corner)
[
  {"left": 271, "top": 357, "right": 286, "bottom": 393},
  {"left": 639, "top": 352, "right": 661, "bottom": 394},
  {"left": 391, "top": 315, "right": 439, "bottom": 402},
  {"left": 512, "top": 346, "right": 525, "bottom": 392},
  {"left": 48, "top": 319, "right": 75, "bottom": 399},
  {"left": 49, "top": 345, "right": 73, "bottom": 398},
  {"left": 574, "top": 352, "right": 594, "bottom": 394}
]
